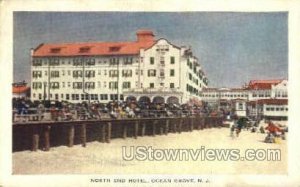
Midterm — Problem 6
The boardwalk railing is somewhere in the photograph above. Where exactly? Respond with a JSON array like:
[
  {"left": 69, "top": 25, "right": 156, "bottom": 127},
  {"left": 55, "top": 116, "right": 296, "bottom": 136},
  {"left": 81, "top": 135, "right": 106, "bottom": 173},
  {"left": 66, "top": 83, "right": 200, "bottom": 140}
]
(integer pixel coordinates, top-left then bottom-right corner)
[{"left": 13, "top": 116, "right": 223, "bottom": 152}]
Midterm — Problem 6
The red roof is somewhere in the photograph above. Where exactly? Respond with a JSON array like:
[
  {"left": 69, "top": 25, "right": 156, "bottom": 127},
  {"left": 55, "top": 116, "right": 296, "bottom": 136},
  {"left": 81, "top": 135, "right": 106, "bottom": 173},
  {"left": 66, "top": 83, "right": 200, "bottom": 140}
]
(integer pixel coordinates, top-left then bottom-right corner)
[
  {"left": 247, "top": 79, "right": 283, "bottom": 90},
  {"left": 248, "top": 99, "right": 288, "bottom": 105},
  {"left": 33, "top": 30, "right": 155, "bottom": 57},
  {"left": 13, "top": 86, "right": 30, "bottom": 94}
]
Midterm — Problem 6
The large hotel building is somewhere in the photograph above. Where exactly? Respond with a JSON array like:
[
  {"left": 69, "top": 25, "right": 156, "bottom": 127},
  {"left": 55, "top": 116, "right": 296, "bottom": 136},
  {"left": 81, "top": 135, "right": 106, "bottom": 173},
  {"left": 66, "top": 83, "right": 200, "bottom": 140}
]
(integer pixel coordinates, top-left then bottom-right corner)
[{"left": 30, "top": 30, "right": 208, "bottom": 104}]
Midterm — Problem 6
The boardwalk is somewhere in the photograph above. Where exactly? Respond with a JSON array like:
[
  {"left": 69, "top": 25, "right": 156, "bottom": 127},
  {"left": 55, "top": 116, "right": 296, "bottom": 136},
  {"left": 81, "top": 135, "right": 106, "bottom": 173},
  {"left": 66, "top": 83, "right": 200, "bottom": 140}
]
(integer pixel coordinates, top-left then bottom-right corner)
[{"left": 13, "top": 116, "right": 223, "bottom": 152}]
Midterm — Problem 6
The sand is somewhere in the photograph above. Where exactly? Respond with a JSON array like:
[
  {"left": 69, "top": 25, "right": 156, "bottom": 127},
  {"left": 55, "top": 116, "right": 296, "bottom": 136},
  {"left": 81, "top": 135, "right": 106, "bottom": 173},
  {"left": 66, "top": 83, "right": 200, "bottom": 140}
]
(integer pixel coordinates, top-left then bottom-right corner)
[{"left": 13, "top": 127, "right": 287, "bottom": 174}]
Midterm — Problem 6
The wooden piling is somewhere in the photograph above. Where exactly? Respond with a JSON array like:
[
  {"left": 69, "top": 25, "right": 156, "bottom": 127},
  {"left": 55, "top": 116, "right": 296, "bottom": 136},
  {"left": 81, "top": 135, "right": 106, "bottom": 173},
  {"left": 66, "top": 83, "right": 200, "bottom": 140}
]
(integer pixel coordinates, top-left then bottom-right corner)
[
  {"left": 32, "top": 131, "right": 39, "bottom": 151},
  {"left": 80, "top": 124, "right": 86, "bottom": 147},
  {"left": 165, "top": 119, "right": 169, "bottom": 135},
  {"left": 68, "top": 125, "right": 75, "bottom": 147},
  {"left": 141, "top": 122, "right": 146, "bottom": 137},
  {"left": 201, "top": 118, "right": 205, "bottom": 130},
  {"left": 159, "top": 121, "right": 164, "bottom": 135},
  {"left": 106, "top": 122, "right": 112, "bottom": 143},
  {"left": 152, "top": 120, "right": 157, "bottom": 136},
  {"left": 173, "top": 119, "right": 177, "bottom": 133},
  {"left": 101, "top": 124, "right": 106, "bottom": 143},
  {"left": 190, "top": 117, "right": 194, "bottom": 132},
  {"left": 123, "top": 124, "right": 127, "bottom": 139},
  {"left": 134, "top": 121, "right": 139, "bottom": 139},
  {"left": 178, "top": 118, "right": 182, "bottom": 133},
  {"left": 44, "top": 125, "right": 51, "bottom": 151}
]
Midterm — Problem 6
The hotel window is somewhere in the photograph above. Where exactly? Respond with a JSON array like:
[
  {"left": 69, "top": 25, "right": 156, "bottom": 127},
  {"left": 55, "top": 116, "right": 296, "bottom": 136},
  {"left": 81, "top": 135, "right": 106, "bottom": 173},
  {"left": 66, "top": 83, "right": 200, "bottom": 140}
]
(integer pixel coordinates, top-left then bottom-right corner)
[
  {"left": 38, "top": 94, "right": 42, "bottom": 100},
  {"left": 160, "top": 56, "right": 165, "bottom": 65},
  {"left": 170, "top": 56, "right": 175, "bottom": 64},
  {"left": 123, "top": 82, "right": 131, "bottom": 89},
  {"left": 55, "top": 94, "right": 58, "bottom": 100},
  {"left": 49, "top": 58, "right": 60, "bottom": 66},
  {"left": 150, "top": 83, "right": 154, "bottom": 88},
  {"left": 124, "top": 57, "right": 133, "bottom": 65},
  {"left": 45, "top": 71, "right": 47, "bottom": 76},
  {"left": 32, "top": 82, "right": 42, "bottom": 89},
  {"left": 85, "top": 70, "right": 95, "bottom": 78},
  {"left": 50, "top": 48, "right": 61, "bottom": 54},
  {"left": 85, "top": 82, "right": 95, "bottom": 89},
  {"left": 66, "top": 94, "right": 70, "bottom": 100},
  {"left": 90, "top": 94, "right": 95, "bottom": 100},
  {"left": 170, "top": 83, "right": 175, "bottom": 88},
  {"left": 50, "top": 71, "right": 59, "bottom": 78},
  {"left": 62, "top": 70, "right": 65, "bottom": 76},
  {"left": 122, "top": 70, "right": 132, "bottom": 77},
  {"left": 170, "top": 69, "right": 175, "bottom": 77},
  {"left": 148, "top": 69, "right": 156, "bottom": 77},
  {"left": 50, "top": 82, "right": 59, "bottom": 89},
  {"left": 110, "top": 94, "right": 118, "bottom": 100},
  {"left": 73, "top": 70, "right": 82, "bottom": 78},
  {"left": 86, "top": 58, "right": 96, "bottom": 66},
  {"left": 100, "top": 94, "right": 108, "bottom": 100},
  {"left": 32, "top": 59, "right": 42, "bottom": 66},
  {"left": 32, "top": 71, "right": 42, "bottom": 78},
  {"left": 189, "top": 73, "right": 192, "bottom": 80},
  {"left": 68, "top": 82, "right": 71, "bottom": 87},
  {"left": 71, "top": 94, "right": 75, "bottom": 100},
  {"left": 109, "top": 82, "right": 118, "bottom": 89},
  {"left": 79, "top": 47, "right": 90, "bottom": 53},
  {"left": 238, "top": 103, "right": 243, "bottom": 110},
  {"left": 109, "top": 70, "right": 119, "bottom": 77},
  {"left": 73, "top": 82, "right": 83, "bottom": 89},
  {"left": 81, "top": 94, "right": 85, "bottom": 100},
  {"left": 150, "top": 57, "right": 154, "bottom": 65},
  {"left": 62, "top": 82, "right": 65, "bottom": 88},
  {"left": 160, "top": 70, "right": 165, "bottom": 77},
  {"left": 109, "top": 58, "right": 119, "bottom": 65}
]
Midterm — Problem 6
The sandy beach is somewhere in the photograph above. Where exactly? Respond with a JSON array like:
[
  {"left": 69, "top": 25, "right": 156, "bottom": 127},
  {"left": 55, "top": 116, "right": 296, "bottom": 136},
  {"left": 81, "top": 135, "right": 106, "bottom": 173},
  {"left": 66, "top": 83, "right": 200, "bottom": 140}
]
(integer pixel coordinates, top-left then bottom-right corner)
[{"left": 13, "top": 125, "right": 287, "bottom": 175}]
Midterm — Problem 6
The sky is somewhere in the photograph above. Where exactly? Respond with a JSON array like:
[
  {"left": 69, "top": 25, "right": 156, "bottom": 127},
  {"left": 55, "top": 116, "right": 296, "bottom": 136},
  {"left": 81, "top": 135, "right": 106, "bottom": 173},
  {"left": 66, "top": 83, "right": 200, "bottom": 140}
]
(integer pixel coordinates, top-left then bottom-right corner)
[{"left": 13, "top": 12, "right": 288, "bottom": 88}]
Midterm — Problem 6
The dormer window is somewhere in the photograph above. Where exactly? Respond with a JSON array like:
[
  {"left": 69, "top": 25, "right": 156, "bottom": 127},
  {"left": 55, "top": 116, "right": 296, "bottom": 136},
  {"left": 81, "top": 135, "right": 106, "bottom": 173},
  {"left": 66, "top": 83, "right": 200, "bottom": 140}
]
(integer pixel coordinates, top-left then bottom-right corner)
[
  {"left": 50, "top": 48, "right": 61, "bottom": 53},
  {"left": 109, "top": 46, "right": 121, "bottom": 52},
  {"left": 79, "top": 47, "right": 90, "bottom": 53}
]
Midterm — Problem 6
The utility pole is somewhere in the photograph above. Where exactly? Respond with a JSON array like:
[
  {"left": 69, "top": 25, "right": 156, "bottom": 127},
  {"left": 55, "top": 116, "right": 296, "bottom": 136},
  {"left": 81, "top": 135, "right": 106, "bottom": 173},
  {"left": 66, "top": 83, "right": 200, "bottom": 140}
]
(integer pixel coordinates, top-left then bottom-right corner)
[
  {"left": 48, "top": 58, "right": 50, "bottom": 104},
  {"left": 82, "top": 58, "right": 90, "bottom": 104},
  {"left": 117, "top": 58, "right": 120, "bottom": 105}
]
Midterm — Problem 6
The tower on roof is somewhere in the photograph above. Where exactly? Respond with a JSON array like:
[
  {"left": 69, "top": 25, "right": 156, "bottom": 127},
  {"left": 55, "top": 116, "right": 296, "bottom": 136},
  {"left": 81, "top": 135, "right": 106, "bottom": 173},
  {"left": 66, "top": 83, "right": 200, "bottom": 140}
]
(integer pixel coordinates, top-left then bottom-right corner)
[{"left": 136, "top": 30, "right": 155, "bottom": 43}]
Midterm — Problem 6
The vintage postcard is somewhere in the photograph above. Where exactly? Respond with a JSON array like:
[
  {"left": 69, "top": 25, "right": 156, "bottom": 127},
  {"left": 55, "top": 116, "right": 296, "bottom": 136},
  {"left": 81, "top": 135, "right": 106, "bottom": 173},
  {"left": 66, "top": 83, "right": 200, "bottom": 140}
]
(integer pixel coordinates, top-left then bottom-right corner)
[{"left": 1, "top": 0, "right": 300, "bottom": 186}]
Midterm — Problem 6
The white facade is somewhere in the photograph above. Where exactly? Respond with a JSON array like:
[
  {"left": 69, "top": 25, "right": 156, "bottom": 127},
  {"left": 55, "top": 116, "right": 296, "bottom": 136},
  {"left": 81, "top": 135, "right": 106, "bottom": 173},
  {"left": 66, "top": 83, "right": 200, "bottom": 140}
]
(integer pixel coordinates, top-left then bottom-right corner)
[
  {"left": 200, "top": 79, "right": 288, "bottom": 102},
  {"left": 30, "top": 31, "right": 208, "bottom": 104}
]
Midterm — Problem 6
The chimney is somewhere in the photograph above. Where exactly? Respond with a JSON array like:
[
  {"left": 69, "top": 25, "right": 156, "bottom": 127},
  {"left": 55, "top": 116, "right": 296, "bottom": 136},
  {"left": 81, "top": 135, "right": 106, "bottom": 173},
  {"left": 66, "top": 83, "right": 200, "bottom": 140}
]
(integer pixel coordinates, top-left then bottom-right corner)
[{"left": 136, "top": 30, "right": 155, "bottom": 43}]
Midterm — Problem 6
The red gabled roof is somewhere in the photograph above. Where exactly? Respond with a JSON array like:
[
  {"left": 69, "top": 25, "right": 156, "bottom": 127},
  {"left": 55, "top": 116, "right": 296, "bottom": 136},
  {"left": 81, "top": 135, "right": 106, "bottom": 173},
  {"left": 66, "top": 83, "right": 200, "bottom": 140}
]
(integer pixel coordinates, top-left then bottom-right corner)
[
  {"left": 247, "top": 79, "right": 283, "bottom": 90},
  {"left": 13, "top": 86, "right": 30, "bottom": 94},
  {"left": 33, "top": 30, "right": 156, "bottom": 57},
  {"left": 33, "top": 41, "right": 155, "bottom": 57}
]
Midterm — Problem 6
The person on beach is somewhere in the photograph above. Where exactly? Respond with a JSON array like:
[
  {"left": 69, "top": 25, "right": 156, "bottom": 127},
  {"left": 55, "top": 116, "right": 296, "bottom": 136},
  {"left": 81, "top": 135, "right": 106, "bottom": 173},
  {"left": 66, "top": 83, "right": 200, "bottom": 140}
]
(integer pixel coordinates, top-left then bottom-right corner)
[{"left": 230, "top": 123, "right": 235, "bottom": 138}]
